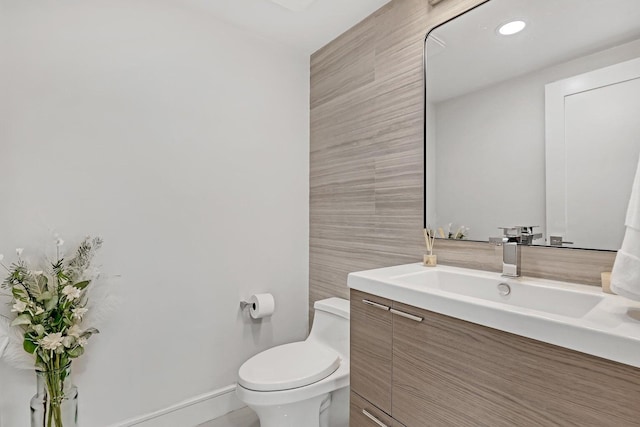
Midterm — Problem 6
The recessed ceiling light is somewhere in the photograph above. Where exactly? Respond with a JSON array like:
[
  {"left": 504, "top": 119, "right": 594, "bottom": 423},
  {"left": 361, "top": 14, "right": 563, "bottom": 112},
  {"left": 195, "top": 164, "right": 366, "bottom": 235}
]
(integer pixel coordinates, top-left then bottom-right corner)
[{"left": 497, "top": 20, "right": 526, "bottom": 36}]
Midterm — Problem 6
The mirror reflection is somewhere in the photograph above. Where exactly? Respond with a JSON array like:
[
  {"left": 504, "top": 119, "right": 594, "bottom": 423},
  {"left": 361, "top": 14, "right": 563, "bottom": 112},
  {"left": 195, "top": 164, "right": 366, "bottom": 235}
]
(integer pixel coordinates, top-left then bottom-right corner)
[{"left": 425, "top": 0, "right": 640, "bottom": 250}]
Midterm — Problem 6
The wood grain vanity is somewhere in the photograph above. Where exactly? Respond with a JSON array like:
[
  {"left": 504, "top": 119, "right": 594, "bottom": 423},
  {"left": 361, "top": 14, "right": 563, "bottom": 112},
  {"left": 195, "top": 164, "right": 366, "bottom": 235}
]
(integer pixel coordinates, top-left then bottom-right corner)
[{"left": 350, "top": 288, "right": 640, "bottom": 426}]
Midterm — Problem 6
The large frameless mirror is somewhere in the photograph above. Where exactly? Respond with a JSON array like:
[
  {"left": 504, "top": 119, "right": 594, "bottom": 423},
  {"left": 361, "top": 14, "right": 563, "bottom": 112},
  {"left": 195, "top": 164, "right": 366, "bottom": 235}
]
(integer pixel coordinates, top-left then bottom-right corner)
[{"left": 424, "top": 0, "right": 640, "bottom": 250}]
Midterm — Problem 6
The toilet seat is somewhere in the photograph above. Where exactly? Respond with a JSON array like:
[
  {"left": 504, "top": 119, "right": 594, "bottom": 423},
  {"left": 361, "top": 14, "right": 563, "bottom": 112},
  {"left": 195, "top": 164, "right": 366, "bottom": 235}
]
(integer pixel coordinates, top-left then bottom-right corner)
[{"left": 238, "top": 341, "right": 341, "bottom": 392}]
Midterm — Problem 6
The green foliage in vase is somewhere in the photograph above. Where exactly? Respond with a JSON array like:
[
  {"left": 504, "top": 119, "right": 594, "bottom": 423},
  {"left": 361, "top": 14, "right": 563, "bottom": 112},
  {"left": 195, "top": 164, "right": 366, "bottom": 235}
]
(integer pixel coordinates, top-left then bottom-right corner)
[{"left": 1, "top": 237, "right": 102, "bottom": 371}]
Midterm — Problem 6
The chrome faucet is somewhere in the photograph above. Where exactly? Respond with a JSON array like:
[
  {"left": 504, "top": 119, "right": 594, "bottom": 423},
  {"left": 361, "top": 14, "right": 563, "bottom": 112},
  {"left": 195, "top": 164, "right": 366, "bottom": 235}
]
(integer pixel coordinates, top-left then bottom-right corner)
[
  {"left": 500, "top": 240, "right": 521, "bottom": 277},
  {"left": 489, "top": 227, "right": 530, "bottom": 277}
]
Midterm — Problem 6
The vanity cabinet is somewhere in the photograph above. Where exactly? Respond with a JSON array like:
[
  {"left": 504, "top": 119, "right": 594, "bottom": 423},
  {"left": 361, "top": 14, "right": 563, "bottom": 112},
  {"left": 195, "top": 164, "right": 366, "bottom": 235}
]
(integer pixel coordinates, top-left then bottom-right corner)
[{"left": 351, "top": 290, "right": 640, "bottom": 427}]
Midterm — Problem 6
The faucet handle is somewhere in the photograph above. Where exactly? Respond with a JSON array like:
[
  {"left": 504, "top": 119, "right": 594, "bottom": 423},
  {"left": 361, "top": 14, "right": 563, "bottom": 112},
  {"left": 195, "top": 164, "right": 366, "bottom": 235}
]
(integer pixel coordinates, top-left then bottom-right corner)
[
  {"left": 497, "top": 227, "right": 523, "bottom": 243},
  {"left": 489, "top": 236, "right": 508, "bottom": 245},
  {"left": 517, "top": 225, "right": 540, "bottom": 234},
  {"left": 498, "top": 226, "right": 522, "bottom": 237},
  {"left": 497, "top": 226, "right": 543, "bottom": 245}
]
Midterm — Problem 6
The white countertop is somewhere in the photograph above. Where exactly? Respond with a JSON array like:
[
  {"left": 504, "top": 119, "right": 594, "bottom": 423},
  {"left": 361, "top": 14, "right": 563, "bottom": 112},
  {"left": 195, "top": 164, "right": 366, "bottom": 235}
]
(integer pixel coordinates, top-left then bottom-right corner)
[{"left": 348, "top": 263, "right": 640, "bottom": 368}]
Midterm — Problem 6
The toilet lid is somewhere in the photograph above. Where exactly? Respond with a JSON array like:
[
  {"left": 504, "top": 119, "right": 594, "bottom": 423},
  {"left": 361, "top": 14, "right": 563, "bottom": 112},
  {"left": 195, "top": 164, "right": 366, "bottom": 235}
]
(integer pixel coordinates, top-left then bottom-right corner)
[{"left": 238, "top": 341, "right": 341, "bottom": 392}]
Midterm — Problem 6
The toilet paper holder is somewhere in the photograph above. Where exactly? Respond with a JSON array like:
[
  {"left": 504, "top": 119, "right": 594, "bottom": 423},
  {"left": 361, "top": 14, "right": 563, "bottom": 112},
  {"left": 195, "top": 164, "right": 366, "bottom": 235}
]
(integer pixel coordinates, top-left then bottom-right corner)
[
  {"left": 240, "top": 293, "right": 276, "bottom": 319},
  {"left": 240, "top": 300, "right": 256, "bottom": 310}
]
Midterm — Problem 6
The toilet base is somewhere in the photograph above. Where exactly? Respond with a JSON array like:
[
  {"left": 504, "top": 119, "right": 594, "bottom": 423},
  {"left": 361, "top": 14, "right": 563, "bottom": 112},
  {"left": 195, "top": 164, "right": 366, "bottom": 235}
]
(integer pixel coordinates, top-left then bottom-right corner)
[
  {"left": 246, "top": 392, "right": 330, "bottom": 427},
  {"left": 325, "top": 386, "right": 349, "bottom": 427}
]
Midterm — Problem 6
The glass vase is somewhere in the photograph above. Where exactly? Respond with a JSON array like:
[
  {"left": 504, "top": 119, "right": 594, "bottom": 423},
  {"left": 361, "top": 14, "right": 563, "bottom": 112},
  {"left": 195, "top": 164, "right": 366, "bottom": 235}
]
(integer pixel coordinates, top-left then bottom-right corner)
[{"left": 30, "top": 364, "right": 78, "bottom": 427}]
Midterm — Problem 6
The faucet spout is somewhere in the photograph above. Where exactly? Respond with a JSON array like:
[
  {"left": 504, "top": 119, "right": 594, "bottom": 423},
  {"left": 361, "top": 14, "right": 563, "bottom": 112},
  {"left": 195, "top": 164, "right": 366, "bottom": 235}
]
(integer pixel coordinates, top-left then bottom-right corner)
[
  {"left": 501, "top": 241, "right": 521, "bottom": 277},
  {"left": 490, "top": 226, "right": 525, "bottom": 277}
]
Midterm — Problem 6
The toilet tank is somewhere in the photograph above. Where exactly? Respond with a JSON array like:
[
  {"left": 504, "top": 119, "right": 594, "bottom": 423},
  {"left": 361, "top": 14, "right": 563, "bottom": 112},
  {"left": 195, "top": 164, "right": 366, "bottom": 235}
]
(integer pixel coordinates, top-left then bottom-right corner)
[{"left": 307, "top": 297, "right": 350, "bottom": 359}]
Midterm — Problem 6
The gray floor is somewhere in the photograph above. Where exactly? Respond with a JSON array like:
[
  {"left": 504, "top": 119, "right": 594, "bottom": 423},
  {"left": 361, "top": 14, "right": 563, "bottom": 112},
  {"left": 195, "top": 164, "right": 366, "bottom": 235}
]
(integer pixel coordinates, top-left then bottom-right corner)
[{"left": 197, "top": 407, "right": 259, "bottom": 427}]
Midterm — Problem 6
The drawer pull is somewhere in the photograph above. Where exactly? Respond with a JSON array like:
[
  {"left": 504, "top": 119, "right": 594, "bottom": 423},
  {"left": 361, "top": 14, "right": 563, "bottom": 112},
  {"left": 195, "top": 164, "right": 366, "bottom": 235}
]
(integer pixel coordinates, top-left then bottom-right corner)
[
  {"left": 362, "top": 409, "right": 389, "bottom": 427},
  {"left": 390, "top": 308, "right": 423, "bottom": 322},
  {"left": 362, "top": 299, "right": 390, "bottom": 311}
]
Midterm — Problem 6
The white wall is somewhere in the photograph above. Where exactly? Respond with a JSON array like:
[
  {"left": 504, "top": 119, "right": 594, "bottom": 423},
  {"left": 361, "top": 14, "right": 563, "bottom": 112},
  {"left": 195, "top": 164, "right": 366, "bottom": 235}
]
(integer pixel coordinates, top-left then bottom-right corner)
[
  {"left": 431, "top": 38, "right": 640, "bottom": 242},
  {"left": 0, "top": 0, "right": 310, "bottom": 425}
]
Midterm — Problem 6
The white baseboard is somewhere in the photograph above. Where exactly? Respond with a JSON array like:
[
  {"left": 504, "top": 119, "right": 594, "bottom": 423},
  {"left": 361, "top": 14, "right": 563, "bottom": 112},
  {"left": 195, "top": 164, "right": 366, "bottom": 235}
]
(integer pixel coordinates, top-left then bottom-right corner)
[{"left": 108, "top": 384, "right": 245, "bottom": 427}]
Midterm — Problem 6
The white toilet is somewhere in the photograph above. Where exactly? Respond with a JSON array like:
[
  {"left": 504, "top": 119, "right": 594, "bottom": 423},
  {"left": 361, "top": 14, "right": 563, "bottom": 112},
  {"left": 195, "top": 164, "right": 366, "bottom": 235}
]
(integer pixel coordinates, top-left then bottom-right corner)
[{"left": 236, "top": 297, "right": 350, "bottom": 427}]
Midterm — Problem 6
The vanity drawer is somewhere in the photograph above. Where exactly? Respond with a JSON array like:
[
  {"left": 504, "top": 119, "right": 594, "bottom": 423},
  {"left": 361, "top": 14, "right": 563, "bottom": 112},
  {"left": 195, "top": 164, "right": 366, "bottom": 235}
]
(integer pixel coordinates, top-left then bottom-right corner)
[{"left": 350, "top": 391, "right": 404, "bottom": 427}]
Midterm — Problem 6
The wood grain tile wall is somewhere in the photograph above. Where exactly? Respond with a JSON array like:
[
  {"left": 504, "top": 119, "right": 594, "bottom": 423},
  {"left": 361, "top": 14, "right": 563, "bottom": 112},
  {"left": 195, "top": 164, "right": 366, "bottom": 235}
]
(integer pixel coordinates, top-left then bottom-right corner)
[{"left": 309, "top": 0, "right": 616, "bottom": 314}]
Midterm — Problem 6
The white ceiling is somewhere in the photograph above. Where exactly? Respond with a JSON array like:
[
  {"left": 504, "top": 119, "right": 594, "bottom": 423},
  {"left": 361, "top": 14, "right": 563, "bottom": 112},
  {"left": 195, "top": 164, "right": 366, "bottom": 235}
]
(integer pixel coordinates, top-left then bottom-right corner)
[{"left": 180, "top": 0, "right": 391, "bottom": 55}]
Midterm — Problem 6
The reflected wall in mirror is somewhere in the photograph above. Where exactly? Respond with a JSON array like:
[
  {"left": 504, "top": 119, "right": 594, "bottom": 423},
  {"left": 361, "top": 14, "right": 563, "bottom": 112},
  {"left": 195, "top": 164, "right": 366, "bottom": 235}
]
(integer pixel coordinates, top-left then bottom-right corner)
[{"left": 425, "top": 0, "right": 640, "bottom": 250}]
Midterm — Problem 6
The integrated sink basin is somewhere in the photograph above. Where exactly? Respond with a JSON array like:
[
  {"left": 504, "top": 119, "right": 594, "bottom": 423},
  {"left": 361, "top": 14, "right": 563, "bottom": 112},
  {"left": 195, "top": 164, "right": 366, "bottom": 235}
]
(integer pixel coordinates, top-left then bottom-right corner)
[
  {"left": 348, "top": 263, "right": 640, "bottom": 368},
  {"left": 392, "top": 268, "right": 604, "bottom": 318}
]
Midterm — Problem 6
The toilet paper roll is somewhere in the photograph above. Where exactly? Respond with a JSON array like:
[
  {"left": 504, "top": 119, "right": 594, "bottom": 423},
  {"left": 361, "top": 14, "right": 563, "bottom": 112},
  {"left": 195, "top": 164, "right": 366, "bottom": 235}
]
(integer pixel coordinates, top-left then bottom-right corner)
[{"left": 249, "top": 293, "right": 275, "bottom": 319}]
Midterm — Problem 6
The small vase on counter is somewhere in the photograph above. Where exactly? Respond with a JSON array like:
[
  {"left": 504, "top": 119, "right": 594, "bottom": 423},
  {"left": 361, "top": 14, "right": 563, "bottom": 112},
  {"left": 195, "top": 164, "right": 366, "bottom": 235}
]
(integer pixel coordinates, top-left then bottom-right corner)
[
  {"left": 423, "top": 254, "right": 437, "bottom": 267},
  {"left": 423, "top": 228, "right": 437, "bottom": 267}
]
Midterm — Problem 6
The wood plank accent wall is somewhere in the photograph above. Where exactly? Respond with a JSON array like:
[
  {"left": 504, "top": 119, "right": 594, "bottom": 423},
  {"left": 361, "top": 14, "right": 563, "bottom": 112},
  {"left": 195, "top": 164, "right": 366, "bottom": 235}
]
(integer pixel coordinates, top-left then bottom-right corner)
[{"left": 309, "top": 0, "right": 617, "bottom": 314}]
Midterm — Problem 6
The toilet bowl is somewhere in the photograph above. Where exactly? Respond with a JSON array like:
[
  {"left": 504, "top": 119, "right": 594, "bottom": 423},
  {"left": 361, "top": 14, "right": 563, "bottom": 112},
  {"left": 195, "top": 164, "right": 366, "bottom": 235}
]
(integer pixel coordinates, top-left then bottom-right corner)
[{"left": 236, "top": 297, "right": 350, "bottom": 427}]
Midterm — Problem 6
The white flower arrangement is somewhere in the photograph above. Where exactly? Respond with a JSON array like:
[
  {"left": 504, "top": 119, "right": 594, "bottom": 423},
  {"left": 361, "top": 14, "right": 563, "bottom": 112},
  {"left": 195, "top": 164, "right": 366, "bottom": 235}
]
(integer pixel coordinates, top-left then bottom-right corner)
[
  {"left": 0, "top": 236, "right": 104, "bottom": 369},
  {"left": 0, "top": 236, "right": 108, "bottom": 426}
]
